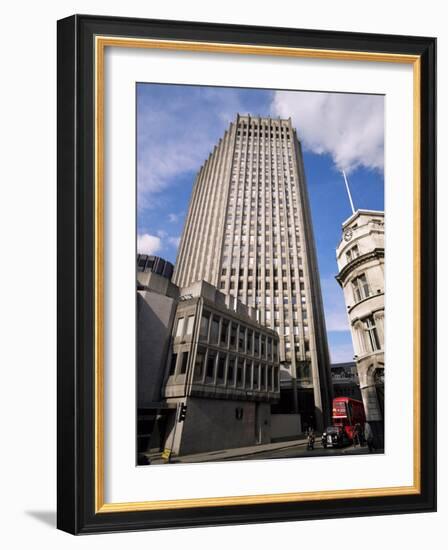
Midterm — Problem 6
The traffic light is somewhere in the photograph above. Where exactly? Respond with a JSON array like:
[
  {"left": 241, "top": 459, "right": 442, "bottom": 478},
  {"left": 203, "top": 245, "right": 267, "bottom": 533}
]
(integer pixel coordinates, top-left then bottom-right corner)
[{"left": 178, "top": 403, "right": 187, "bottom": 423}]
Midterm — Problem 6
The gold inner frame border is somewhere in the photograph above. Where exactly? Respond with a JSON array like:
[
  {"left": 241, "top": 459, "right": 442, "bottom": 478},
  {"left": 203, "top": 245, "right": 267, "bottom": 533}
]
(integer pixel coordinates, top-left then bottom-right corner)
[{"left": 94, "top": 35, "right": 421, "bottom": 513}]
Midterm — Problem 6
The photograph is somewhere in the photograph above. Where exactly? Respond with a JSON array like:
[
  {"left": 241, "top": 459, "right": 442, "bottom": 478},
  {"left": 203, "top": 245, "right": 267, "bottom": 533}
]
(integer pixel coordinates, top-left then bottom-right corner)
[
  {"left": 1, "top": 0, "right": 442, "bottom": 542},
  {"left": 135, "top": 83, "right": 385, "bottom": 465},
  {"left": 54, "top": 12, "right": 436, "bottom": 534}
]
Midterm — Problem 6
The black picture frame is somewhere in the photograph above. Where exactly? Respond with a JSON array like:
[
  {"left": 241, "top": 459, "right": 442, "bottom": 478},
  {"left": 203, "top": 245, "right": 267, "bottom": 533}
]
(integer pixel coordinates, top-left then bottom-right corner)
[{"left": 57, "top": 14, "right": 436, "bottom": 534}]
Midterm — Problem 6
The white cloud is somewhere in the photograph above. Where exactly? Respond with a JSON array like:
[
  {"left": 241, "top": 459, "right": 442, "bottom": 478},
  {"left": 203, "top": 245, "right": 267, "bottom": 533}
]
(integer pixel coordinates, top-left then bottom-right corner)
[
  {"left": 137, "top": 87, "right": 249, "bottom": 209},
  {"left": 168, "top": 236, "right": 181, "bottom": 248},
  {"left": 272, "top": 91, "right": 384, "bottom": 173},
  {"left": 137, "top": 233, "right": 161, "bottom": 256},
  {"left": 168, "top": 212, "right": 183, "bottom": 223}
]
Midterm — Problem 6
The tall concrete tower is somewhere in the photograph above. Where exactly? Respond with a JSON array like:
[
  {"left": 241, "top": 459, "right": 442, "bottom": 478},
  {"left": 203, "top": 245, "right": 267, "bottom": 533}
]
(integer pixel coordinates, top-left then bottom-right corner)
[
  {"left": 174, "top": 114, "right": 332, "bottom": 429},
  {"left": 336, "top": 209, "right": 385, "bottom": 447}
]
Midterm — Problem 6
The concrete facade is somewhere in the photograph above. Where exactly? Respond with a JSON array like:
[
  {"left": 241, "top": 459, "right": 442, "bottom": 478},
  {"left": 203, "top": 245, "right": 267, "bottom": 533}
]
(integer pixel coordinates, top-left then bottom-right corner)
[
  {"left": 167, "top": 398, "right": 272, "bottom": 456},
  {"left": 336, "top": 210, "right": 385, "bottom": 446},
  {"left": 137, "top": 268, "right": 179, "bottom": 408},
  {"left": 270, "top": 414, "right": 302, "bottom": 441},
  {"left": 163, "top": 280, "right": 281, "bottom": 455},
  {"left": 136, "top": 266, "right": 179, "bottom": 456},
  {"left": 173, "top": 114, "right": 332, "bottom": 430}
]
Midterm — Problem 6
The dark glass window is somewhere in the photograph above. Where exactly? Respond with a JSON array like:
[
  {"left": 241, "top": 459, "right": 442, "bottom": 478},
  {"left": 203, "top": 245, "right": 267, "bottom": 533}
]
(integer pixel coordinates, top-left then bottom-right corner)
[
  {"left": 245, "top": 361, "right": 252, "bottom": 387},
  {"left": 254, "top": 333, "right": 260, "bottom": 355},
  {"left": 260, "top": 364, "right": 266, "bottom": 389},
  {"left": 210, "top": 316, "right": 220, "bottom": 344},
  {"left": 169, "top": 353, "right": 177, "bottom": 375},
  {"left": 206, "top": 352, "right": 216, "bottom": 381},
  {"left": 179, "top": 352, "right": 189, "bottom": 374},
  {"left": 194, "top": 349, "right": 205, "bottom": 381},
  {"left": 253, "top": 363, "right": 259, "bottom": 389},
  {"left": 220, "top": 320, "right": 229, "bottom": 346},
  {"left": 199, "top": 313, "right": 210, "bottom": 341},
  {"left": 238, "top": 326, "right": 246, "bottom": 353},
  {"left": 227, "top": 356, "right": 236, "bottom": 385},
  {"left": 230, "top": 323, "right": 237, "bottom": 348},
  {"left": 217, "top": 353, "right": 226, "bottom": 381},
  {"left": 268, "top": 366, "right": 273, "bottom": 390},
  {"left": 236, "top": 358, "right": 244, "bottom": 387},
  {"left": 247, "top": 330, "right": 253, "bottom": 354}
]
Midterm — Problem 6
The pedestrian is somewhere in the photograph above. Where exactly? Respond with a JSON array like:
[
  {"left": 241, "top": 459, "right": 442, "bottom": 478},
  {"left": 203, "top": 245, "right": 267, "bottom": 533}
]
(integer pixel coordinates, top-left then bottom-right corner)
[
  {"left": 352, "top": 423, "right": 360, "bottom": 447},
  {"left": 359, "top": 423, "right": 366, "bottom": 446},
  {"left": 307, "top": 426, "right": 315, "bottom": 451},
  {"left": 364, "top": 421, "right": 375, "bottom": 453}
]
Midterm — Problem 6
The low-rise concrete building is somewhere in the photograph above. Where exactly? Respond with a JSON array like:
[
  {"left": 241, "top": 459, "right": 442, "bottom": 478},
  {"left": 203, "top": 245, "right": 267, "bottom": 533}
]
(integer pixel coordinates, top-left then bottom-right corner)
[
  {"left": 137, "top": 255, "right": 282, "bottom": 459},
  {"left": 163, "top": 280, "right": 281, "bottom": 456},
  {"left": 136, "top": 257, "right": 178, "bottom": 459}
]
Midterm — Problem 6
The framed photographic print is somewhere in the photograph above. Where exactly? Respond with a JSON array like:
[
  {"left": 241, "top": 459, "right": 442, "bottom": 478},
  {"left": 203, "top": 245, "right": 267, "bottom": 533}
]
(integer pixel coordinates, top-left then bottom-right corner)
[{"left": 57, "top": 14, "right": 436, "bottom": 534}]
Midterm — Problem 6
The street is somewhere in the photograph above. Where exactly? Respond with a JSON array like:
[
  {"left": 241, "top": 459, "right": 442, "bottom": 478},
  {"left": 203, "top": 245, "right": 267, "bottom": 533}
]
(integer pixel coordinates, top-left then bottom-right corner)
[
  {"left": 147, "top": 436, "right": 375, "bottom": 465},
  {"left": 228, "top": 439, "right": 370, "bottom": 461}
]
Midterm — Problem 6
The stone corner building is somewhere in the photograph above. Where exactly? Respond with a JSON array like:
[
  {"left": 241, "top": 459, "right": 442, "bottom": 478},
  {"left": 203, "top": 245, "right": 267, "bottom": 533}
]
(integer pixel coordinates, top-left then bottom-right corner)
[
  {"left": 173, "top": 114, "right": 332, "bottom": 430},
  {"left": 336, "top": 209, "right": 385, "bottom": 447}
]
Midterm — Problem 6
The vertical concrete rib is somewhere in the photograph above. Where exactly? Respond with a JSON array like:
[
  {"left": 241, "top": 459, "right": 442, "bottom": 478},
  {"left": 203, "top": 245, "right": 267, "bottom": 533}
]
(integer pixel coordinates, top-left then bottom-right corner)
[{"left": 173, "top": 168, "right": 202, "bottom": 287}]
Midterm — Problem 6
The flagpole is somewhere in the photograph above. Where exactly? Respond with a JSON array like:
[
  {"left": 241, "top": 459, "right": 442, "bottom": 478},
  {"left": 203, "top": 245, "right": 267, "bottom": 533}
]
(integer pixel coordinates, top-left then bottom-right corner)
[{"left": 342, "top": 170, "right": 355, "bottom": 215}]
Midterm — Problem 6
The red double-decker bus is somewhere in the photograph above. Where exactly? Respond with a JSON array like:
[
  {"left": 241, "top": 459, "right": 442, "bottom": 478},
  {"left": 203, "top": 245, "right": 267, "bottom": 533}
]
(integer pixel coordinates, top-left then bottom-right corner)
[{"left": 332, "top": 397, "right": 366, "bottom": 440}]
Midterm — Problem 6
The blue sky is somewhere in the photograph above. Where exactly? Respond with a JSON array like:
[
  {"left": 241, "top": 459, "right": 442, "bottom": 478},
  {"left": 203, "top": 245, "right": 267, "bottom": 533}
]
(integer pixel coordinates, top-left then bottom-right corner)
[{"left": 137, "top": 84, "right": 384, "bottom": 363}]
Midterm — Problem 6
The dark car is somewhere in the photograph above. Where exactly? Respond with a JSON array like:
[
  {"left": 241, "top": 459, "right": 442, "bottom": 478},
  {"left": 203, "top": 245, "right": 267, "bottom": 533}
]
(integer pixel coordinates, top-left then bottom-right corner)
[{"left": 322, "top": 426, "right": 349, "bottom": 448}]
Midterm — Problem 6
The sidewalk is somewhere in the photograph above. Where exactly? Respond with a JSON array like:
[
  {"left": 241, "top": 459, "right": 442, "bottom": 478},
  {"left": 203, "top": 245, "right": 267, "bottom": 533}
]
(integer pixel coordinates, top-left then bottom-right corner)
[{"left": 149, "top": 435, "right": 310, "bottom": 464}]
